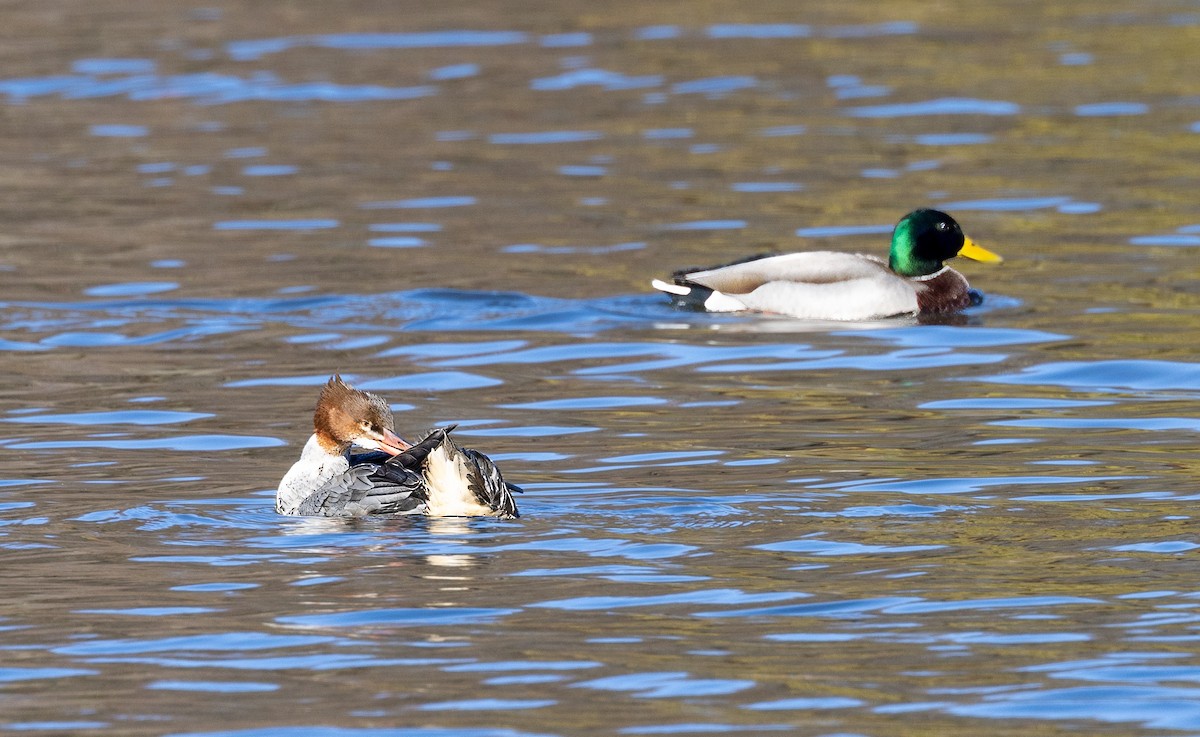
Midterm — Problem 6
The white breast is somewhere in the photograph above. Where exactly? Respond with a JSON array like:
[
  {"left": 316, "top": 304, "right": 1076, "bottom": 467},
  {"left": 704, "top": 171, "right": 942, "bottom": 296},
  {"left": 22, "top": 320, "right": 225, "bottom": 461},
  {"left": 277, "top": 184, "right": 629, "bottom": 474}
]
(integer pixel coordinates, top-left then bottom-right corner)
[
  {"left": 740, "top": 277, "right": 919, "bottom": 320},
  {"left": 276, "top": 434, "right": 349, "bottom": 515}
]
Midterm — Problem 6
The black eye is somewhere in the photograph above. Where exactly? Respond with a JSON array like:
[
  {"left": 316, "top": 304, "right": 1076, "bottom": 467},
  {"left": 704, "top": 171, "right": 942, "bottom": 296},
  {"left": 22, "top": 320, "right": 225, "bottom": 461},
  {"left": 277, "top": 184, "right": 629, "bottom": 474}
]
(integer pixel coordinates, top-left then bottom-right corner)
[{"left": 936, "top": 221, "right": 949, "bottom": 231}]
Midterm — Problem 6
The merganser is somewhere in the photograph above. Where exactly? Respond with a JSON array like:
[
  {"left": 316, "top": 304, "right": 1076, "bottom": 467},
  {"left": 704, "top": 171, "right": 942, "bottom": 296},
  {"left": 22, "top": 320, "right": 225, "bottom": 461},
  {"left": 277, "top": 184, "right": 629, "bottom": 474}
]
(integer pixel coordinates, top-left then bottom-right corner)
[
  {"left": 276, "top": 376, "right": 521, "bottom": 519},
  {"left": 652, "top": 209, "right": 1002, "bottom": 320}
]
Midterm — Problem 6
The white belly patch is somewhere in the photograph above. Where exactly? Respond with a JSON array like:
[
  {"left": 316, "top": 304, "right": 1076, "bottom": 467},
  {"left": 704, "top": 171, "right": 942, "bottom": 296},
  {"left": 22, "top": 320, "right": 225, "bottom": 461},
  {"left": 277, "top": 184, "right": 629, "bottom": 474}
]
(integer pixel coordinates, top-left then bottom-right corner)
[{"left": 423, "top": 445, "right": 496, "bottom": 517}]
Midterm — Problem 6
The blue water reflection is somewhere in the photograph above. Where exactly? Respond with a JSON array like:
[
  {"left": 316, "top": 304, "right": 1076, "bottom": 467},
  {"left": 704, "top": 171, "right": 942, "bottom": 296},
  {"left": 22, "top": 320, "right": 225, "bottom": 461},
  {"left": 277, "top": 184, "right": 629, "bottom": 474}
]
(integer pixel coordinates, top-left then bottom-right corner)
[
  {"left": 1075, "top": 102, "right": 1149, "bottom": 116},
  {"left": 532, "top": 70, "right": 661, "bottom": 92},
  {"left": 90, "top": 124, "right": 147, "bottom": 137},
  {"left": 2, "top": 410, "right": 210, "bottom": 425},
  {"left": 706, "top": 24, "right": 811, "bottom": 39},
  {"left": 847, "top": 98, "right": 1020, "bottom": 117},
  {"left": 214, "top": 219, "right": 339, "bottom": 231},
  {"left": 0, "top": 70, "right": 435, "bottom": 104},
  {"left": 166, "top": 729, "right": 558, "bottom": 737},
  {"left": 490, "top": 131, "right": 604, "bottom": 144},
  {"left": 361, "top": 196, "right": 475, "bottom": 209},
  {"left": 1132, "top": 223, "right": 1200, "bottom": 247},
  {"left": 947, "top": 685, "right": 1200, "bottom": 730},
  {"left": 975, "top": 360, "right": 1200, "bottom": 393},
  {"left": 279, "top": 608, "right": 519, "bottom": 628},
  {"left": 937, "top": 196, "right": 1100, "bottom": 213},
  {"left": 8, "top": 435, "right": 282, "bottom": 451},
  {"left": 574, "top": 671, "right": 755, "bottom": 698},
  {"left": 226, "top": 31, "right": 531, "bottom": 61}
]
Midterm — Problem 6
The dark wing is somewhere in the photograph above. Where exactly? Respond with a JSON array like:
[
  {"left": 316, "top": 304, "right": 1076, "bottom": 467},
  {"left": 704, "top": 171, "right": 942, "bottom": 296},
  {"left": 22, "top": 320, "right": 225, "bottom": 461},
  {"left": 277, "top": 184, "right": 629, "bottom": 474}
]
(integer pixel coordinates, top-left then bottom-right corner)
[
  {"left": 348, "top": 450, "right": 395, "bottom": 466},
  {"left": 459, "top": 444, "right": 522, "bottom": 519},
  {"left": 296, "top": 462, "right": 427, "bottom": 517},
  {"left": 383, "top": 426, "right": 457, "bottom": 472},
  {"left": 381, "top": 425, "right": 521, "bottom": 519}
]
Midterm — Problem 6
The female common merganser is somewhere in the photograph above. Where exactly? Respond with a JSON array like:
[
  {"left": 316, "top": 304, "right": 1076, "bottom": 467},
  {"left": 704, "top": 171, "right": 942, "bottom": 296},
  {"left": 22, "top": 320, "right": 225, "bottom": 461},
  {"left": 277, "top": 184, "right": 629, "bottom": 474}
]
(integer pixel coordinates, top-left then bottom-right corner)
[
  {"left": 276, "top": 376, "right": 520, "bottom": 519},
  {"left": 652, "top": 208, "right": 1002, "bottom": 321}
]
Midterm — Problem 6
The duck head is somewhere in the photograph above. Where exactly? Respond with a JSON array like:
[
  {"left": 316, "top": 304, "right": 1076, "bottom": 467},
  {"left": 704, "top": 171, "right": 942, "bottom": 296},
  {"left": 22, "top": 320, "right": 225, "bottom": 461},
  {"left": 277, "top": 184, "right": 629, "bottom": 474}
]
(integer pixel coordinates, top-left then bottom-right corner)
[
  {"left": 888, "top": 208, "right": 1002, "bottom": 277},
  {"left": 313, "top": 375, "right": 411, "bottom": 456}
]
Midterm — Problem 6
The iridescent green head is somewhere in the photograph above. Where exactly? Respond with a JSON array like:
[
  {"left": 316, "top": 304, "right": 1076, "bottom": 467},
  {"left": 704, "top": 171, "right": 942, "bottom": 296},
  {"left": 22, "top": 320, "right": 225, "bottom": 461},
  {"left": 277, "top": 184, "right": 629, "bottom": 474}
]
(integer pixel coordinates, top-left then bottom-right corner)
[{"left": 888, "top": 208, "right": 1001, "bottom": 277}]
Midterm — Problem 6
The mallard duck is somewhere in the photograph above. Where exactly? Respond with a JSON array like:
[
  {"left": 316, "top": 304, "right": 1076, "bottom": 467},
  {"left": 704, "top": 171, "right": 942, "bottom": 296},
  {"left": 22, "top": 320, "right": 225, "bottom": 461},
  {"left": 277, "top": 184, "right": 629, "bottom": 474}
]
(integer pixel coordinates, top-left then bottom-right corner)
[
  {"left": 651, "top": 208, "right": 1002, "bottom": 320},
  {"left": 276, "top": 376, "right": 521, "bottom": 519}
]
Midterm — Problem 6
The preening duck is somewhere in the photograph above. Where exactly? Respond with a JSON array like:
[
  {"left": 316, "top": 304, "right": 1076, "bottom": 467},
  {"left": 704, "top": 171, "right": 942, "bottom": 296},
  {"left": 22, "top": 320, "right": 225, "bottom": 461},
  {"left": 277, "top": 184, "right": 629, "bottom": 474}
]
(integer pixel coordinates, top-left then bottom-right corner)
[
  {"left": 652, "top": 208, "right": 1002, "bottom": 321},
  {"left": 276, "top": 376, "right": 520, "bottom": 519}
]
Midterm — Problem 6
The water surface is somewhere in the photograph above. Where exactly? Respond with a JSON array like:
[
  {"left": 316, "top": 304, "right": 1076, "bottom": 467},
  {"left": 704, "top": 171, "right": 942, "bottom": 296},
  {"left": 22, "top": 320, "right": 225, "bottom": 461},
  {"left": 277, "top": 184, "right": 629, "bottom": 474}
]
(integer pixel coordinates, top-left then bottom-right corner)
[{"left": 0, "top": 1, "right": 1198, "bottom": 736}]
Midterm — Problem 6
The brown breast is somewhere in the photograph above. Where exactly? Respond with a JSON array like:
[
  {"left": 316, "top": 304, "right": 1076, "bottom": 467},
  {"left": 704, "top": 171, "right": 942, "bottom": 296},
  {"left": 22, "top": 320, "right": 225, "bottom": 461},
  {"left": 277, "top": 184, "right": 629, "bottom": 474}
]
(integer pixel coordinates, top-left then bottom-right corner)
[{"left": 914, "top": 268, "right": 973, "bottom": 314}]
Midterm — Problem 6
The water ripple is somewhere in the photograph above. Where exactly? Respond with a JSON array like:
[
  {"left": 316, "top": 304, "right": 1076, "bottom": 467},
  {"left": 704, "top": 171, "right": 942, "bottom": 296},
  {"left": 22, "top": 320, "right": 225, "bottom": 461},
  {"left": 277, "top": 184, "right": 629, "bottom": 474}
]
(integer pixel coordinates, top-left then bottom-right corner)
[
  {"left": 2, "top": 410, "right": 210, "bottom": 426},
  {"left": 6, "top": 288, "right": 1026, "bottom": 350},
  {"left": 86, "top": 281, "right": 178, "bottom": 297},
  {"left": 532, "top": 589, "right": 804, "bottom": 611},
  {"left": 831, "top": 475, "right": 1136, "bottom": 495},
  {"left": 947, "top": 684, "right": 1200, "bottom": 730},
  {"left": 55, "top": 632, "right": 334, "bottom": 656},
  {"left": 848, "top": 325, "right": 1065, "bottom": 348},
  {"left": 573, "top": 671, "right": 755, "bottom": 698},
  {"left": 671, "top": 76, "right": 758, "bottom": 97},
  {"left": 621, "top": 724, "right": 793, "bottom": 734},
  {"left": 168, "top": 727, "right": 555, "bottom": 737},
  {"left": 490, "top": 131, "right": 604, "bottom": 145},
  {"left": 149, "top": 680, "right": 278, "bottom": 693},
  {"left": 214, "top": 219, "right": 339, "bottom": 230},
  {"left": 1075, "top": 102, "right": 1149, "bottom": 116},
  {"left": 939, "top": 196, "right": 1101, "bottom": 214},
  {"left": 442, "top": 660, "right": 602, "bottom": 672},
  {"left": 532, "top": 69, "right": 662, "bottom": 91},
  {"left": 745, "top": 696, "right": 864, "bottom": 710},
  {"left": 418, "top": 698, "right": 557, "bottom": 711},
  {"left": 501, "top": 396, "right": 668, "bottom": 411},
  {"left": 754, "top": 538, "right": 945, "bottom": 555},
  {"left": 8, "top": 435, "right": 283, "bottom": 452},
  {"left": 227, "top": 31, "right": 531, "bottom": 61},
  {"left": 884, "top": 596, "right": 1101, "bottom": 614},
  {"left": 993, "top": 417, "right": 1200, "bottom": 432},
  {"left": 975, "top": 360, "right": 1200, "bottom": 393},
  {"left": 1111, "top": 541, "right": 1199, "bottom": 554},
  {"left": 279, "top": 608, "right": 519, "bottom": 628},
  {"left": 0, "top": 70, "right": 435, "bottom": 104},
  {"left": 922, "top": 398, "right": 1112, "bottom": 410},
  {"left": 0, "top": 667, "right": 98, "bottom": 682},
  {"left": 847, "top": 98, "right": 1020, "bottom": 117},
  {"left": 707, "top": 24, "right": 811, "bottom": 38},
  {"left": 697, "top": 596, "right": 919, "bottom": 619}
]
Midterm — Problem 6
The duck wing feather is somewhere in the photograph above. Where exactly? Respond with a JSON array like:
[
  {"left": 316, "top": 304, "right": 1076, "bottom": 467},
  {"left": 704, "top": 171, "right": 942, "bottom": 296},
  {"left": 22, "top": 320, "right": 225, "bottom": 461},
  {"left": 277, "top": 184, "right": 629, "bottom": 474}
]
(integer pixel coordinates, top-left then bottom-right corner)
[
  {"left": 457, "top": 443, "right": 522, "bottom": 519},
  {"left": 295, "top": 462, "right": 427, "bottom": 517},
  {"left": 680, "top": 252, "right": 891, "bottom": 293}
]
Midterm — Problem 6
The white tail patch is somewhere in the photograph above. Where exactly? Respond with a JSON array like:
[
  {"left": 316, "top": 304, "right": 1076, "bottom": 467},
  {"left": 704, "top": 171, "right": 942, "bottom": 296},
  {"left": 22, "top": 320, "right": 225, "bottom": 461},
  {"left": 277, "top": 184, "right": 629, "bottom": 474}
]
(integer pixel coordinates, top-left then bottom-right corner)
[
  {"left": 653, "top": 278, "right": 747, "bottom": 313},
  {"left": 423, "top": 445, "right": 497, "bottom": 517},
  {"left": 702, "top": 290, "right": 747, "bottom": 312},
  {"left": 651, "top": 279, "right": 690, "bottom": 296}
]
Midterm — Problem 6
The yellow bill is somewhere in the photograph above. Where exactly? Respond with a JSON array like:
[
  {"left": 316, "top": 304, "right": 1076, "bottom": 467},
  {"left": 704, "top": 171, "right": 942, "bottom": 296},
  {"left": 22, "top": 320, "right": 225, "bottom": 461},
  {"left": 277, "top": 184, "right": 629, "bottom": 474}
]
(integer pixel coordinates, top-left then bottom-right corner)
[{"left": 958, "top": 237, "right": 1003, "bottom": 263}]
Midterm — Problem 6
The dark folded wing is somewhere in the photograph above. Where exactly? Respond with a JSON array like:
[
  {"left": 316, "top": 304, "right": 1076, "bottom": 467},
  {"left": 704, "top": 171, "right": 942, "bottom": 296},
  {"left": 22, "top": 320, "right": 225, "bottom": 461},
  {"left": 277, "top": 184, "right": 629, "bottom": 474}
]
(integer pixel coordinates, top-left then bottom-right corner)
[
  {"left": 375, "top": 425, "right": 520, "bottom": 519},
  {"left": 383, "top": 426, "right": 455, "bottom": 472},
  {"left": 296, "top": 462, "right": 427, "bottom": 517},
  {"left": 460, "top": 446, "right": 521, "bottom": 519}
]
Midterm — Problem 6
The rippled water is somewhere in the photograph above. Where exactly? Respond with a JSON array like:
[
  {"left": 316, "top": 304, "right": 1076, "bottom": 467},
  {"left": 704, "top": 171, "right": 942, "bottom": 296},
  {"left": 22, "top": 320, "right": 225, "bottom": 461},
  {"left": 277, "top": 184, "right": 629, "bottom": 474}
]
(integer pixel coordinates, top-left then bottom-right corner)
[{"left": 1, "top": 1, "right": 1199, "bottom": 735}]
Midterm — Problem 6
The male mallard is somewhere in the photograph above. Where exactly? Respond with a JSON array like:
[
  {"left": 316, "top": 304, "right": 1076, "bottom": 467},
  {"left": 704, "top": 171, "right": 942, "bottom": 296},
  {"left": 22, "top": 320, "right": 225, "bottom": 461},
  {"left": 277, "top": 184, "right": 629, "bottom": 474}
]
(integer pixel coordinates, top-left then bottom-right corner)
[{"left": 651, "top": 208, "right": 1002, "bottom": 320}]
